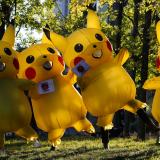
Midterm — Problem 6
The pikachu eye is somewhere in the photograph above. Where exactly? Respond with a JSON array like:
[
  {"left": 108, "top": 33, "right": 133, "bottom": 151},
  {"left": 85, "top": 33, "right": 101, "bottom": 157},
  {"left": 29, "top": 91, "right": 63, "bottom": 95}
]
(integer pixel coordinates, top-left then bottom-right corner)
[
  {"left": 4, "top": 48, "right": 12, "bottom": 55},
  {"left": 47, "top": 47, "right": 55, "bottom": 54},
  {"left": 74, "top": 43, "right": 83, "bottom": 52},
  {"left": 26, "top": 55, "right": 35, "bottom": 64},
  {"left": 95, "top": 33, "right": 103, "bottom": 41}
]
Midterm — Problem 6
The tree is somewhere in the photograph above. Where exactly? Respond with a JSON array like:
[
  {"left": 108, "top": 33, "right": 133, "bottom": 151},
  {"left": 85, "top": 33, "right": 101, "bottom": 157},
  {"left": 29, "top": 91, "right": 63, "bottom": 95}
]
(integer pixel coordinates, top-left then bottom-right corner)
[{"left": 0, "top": 0, "right": 56, "bottom": 48}]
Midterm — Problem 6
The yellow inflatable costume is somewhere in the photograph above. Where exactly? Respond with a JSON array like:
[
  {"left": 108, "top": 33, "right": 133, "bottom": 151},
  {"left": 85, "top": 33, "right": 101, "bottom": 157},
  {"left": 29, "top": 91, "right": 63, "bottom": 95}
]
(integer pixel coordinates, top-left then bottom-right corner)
[
  {"left": 44, "top": 5, "right": 159, "bottom": 149},
  {"left": 0, "top": 23, "right": 38, "bottom": 149},
  {"left": 17, "top": 34, "right": 95, "bottom": 148},
  {"left": 143, "top": 21, "right": 160, "bottom": 125}
]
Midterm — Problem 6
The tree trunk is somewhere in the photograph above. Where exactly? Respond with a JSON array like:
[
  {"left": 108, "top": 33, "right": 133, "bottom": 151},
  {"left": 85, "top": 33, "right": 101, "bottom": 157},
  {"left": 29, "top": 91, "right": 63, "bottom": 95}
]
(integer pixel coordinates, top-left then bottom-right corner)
[
  {"left": 123, "top": 0, "right": 142, "bottom": 138},
  {"left": 0, "top": 21, "right": 5, "bottom": 39},
  {"left": 137, "top": 4, "right": 152, "bottom": 141},
  {"left": 114, "top": 1, "right": 127, "bottom": 54},
  {"left": 0, "top": 1, "right": 13, "bottom": 39},
  {"left": 112, "top": 1, "right": 128, "bottom": 136}
]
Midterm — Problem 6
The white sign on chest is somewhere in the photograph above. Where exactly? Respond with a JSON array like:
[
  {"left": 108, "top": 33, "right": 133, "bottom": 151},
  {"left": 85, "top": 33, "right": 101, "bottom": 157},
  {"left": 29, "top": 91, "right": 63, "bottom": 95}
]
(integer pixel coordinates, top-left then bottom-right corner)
[{"left": 38, "top": 79, "right": 55, "bottom": 94}]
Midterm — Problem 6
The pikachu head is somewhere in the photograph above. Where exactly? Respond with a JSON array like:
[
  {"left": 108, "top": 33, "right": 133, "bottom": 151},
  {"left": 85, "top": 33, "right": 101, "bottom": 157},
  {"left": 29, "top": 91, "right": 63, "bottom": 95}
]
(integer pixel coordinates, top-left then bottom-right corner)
[
  {"left": 17, "top": 34, "right": 64, "bottom": 83},
  {"left": 44, "top": 9, "right": 113, "bottom": 77},
  {"left": 0, "top": 24, "right": 19, "bottom": 78},
  {"left": 156, "top": 21, "right": 160, "bottom": 71}
]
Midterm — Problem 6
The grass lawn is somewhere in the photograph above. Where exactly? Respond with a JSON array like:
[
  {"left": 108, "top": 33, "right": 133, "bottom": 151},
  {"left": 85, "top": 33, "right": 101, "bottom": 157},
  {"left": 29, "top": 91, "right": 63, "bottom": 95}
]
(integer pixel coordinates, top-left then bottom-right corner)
[{"left": 1, "top": 135, "right": 160, "bottom": 160}]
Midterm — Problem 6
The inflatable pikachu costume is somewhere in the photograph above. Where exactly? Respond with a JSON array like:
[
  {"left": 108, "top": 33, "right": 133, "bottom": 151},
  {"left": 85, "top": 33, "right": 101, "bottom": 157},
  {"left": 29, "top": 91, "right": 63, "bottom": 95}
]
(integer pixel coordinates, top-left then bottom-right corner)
[
  {"left": 44, "top": 4, "right": 159, "bottom": 149},
  {"left": 17, "top": 34, "right": 94, "bottom": 148},
  {"left": 0, "top": 23, "right": 38, "bottom": 149},
  {"left": 143, "top": 21, "right": 160, "bottom": 128}
]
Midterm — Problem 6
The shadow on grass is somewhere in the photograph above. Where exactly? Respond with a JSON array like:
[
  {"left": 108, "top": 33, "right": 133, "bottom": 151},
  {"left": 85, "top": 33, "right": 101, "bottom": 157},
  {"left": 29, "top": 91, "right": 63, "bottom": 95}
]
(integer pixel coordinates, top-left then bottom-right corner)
[
  {"left": 0, "top": 157, "right": 10, "bottom": 160},
  {"left": 3, "top": 146, "right": 51, "bottom": 160},
  {"left": 104, "top": 149, "right": 159, "bottom": 160},
  {"left": 47, "top": 146, "right": 100, "bottom": 160},
  {"left": 127, "top": 149, "right": 159, "bottom": 160},
  {"left": 5, "top": 141, "right": 25, "bottom": 148},
  {"left": 62, "top": 135, "right": 96, "bottom": 141}
]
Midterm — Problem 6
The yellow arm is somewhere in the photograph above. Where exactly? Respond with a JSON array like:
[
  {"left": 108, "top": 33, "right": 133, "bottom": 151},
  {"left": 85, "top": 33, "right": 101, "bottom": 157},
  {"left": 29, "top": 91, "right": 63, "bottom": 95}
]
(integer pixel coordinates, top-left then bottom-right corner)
[
  {"left": 64, "top": 70, "right": 77, "bottom": 85},
  {"left": 15, "top": 79, "right": 36, "bottom": 91},
  {"left": 143, "top": 76, "right": 160, "bottom": 90},
  {"left": 114, "top": 48, "right": 129, "bottom": 65},
  {"left": 29, "top": 84, "right": 41, "bottom": 99}
]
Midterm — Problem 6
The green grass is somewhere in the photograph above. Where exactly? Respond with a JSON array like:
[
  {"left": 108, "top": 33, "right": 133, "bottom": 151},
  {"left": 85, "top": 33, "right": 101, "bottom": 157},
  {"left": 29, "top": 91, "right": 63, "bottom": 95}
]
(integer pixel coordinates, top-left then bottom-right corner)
[{"left": 1, "top": 135, "right": 160, "bottom": 160}]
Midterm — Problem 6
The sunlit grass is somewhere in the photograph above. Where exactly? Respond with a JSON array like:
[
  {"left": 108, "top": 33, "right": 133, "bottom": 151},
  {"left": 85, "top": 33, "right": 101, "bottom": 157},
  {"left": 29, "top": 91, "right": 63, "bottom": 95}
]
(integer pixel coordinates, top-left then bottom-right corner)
[{"left": 1, "top": 135, "right": 160, "bottom": 160}]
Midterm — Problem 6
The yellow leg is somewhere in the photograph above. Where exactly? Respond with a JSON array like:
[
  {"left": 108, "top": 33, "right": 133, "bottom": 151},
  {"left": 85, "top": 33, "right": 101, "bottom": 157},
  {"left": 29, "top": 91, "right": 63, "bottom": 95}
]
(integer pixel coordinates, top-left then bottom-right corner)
[
  {"left": 15, "top": 126, "right": 38, "bottom": 141},
  {"left": 72, "top": 118, "right": 95, "bottom": 133},
  {"left": 123, "top": 99, "right": 146, "bottom": 114},
  {"left": 0, "top": 133, "right": 4, "bottom": 149},
  {"left": 97, "top": 114, "right": 114, "bottom": 130},
  {"left": 48, "top": 129, "right": 65, "bottom": 147}
]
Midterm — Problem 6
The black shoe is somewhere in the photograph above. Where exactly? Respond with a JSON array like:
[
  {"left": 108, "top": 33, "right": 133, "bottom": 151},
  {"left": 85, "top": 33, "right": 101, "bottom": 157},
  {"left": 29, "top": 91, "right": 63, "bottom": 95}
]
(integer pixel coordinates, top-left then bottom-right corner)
[
  {"left": 50, "top": 146, "right": 56, "bottom": 151},
  {"left": 137, "top": 108, "right": 159, "bottom": 132},
  {"left": 103, "top": 142, "right": 110, "bottom": 150},
  {"left": 100, "top": 127, "right": 110, "bottom": 150},
  {"left": 156, "top": 136, "right": 160, "bottom": 144}
]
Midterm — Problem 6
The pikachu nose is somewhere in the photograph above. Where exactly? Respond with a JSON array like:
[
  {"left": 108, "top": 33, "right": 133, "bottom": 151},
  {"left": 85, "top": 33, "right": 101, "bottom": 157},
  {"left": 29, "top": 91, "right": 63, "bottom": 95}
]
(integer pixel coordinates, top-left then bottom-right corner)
[
  {"left": 43, "top": 61, "right": 53, "bottom": 71},
  {"left": 43, "top": 55, "right": 47, "bottom": 58},
  {"left": 0, "top": 61, "right": 6, "bottom": 72},
  {"left": 93, "top": 44, "right": 97, "bottom": 48}
]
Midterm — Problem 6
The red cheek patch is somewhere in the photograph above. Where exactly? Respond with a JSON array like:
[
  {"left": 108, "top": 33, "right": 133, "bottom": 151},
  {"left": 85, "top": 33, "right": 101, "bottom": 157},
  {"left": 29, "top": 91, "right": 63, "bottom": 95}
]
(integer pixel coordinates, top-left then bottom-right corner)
[
  {"left": 25, "top": 67, "right": 36, "bottom": 80},
  {"left": 74, "top": 57, "right": 84, "bottom": 66},
  {"left": 58, "top": 56, "right": 64, "bottom": 66},
  {"left": 13, "top": 58, "right": 19, "bottom": 70},
  {"left": 106, "top": 40, "right": 112, "bottom": 52},
  {"left": 156, "top": 57, "right": 160, "bottom": 69}
]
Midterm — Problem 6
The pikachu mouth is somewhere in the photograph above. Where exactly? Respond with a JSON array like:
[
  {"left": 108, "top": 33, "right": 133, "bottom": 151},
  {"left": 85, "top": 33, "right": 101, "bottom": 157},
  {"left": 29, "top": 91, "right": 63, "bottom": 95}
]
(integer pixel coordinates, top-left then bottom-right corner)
[
  {"left": 43, "top": 61, "right": 53, "bottom": 71},
  {"left": 92, "top": 50, "right": 103, "bottom": 59},
  {"left": 0, "top": 61, "right": 6, "bottom": 72}
]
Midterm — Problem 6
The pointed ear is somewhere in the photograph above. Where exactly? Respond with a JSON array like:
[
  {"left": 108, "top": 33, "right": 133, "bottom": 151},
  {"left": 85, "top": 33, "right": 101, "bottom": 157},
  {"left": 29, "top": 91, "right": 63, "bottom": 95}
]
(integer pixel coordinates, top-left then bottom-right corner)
[
  {"left": 2, "top": 24, "right": 15, "bottom": 46},
  {"left": 43, "top": 28, "right": 67, "bottom": 53},
  {"left": 87, "top": 9, "right": 101, "bottom": 30},
  {"left": 41, "top": 32, "right": 53, "bottom": 45},
  {"left": 156, "top": 21, "right": 160, "bottom": 44}
]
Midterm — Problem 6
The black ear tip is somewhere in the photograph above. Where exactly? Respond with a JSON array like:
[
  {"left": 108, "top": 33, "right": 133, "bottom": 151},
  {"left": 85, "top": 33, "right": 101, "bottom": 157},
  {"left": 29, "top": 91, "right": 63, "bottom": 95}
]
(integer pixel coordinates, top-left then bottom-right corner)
[
  {"left": 45, "top": 24, "right": 50, "bottom": 29},
  {"left": 83, "top": 11, "right": 88, "bottom": 18},
  {"left": 43, "top": 28, "right": 51, "bottom": 40},
  {"left": 87, "top": 3, "right": 97, "bottom": 11},
  {"left": 43, "top": 28, "right": 47, "bottom": 32},
  {"left": 10, "top": 19, "right": 15, "bottom": 26}
]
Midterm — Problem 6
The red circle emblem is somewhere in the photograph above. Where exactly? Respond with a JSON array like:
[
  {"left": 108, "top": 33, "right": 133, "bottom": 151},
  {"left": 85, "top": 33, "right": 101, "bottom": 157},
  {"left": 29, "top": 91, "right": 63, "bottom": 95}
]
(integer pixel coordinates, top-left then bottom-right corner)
[{"left": 25, "top": 67, "right": 36, "bottom": 80}]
